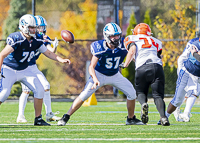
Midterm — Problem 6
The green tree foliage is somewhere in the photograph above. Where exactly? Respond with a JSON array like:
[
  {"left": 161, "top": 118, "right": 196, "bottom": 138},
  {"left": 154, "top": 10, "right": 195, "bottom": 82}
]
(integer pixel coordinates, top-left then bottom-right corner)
[
  {"left": 120, "top": 12, "right": 137, "bottom": 95},
  {"left": 143, "top": 9, "right": 154, "bottom": 35},
  {"left": 125, "top": 12, "right": 137, "bottom": 36},
  {"left": 0, "top": 0, "right": 27, "bottom": 50}
]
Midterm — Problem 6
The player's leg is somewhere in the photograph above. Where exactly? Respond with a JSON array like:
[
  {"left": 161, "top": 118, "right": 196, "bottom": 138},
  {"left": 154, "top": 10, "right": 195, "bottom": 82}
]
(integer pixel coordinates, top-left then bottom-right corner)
[
  {"left": 17, "top": 83, "right": 30, "bottom": 123},
  {"left": 111, "top": 72, "right": 144, "bottom": 125},
  {"left": 179, "top": 77, "right": 199, "bottom": 122},
  {"left": 173, "top": 90, "right": 188, "bottom": 122},
  {"left": 20, "top": 68, "right": 50, "bottom": 126},
  {"left": 179, "top": 94, "right": 197, "bottom": 122},
  {"left": 135, "top": 65, "right": 151, "bottom": 124},
  {"left": 58, "top": 71, "right": 103, "bottom": 126},
  {"left": 0, "top": 65, "right": 17, "bottom": 105},
  {"left": 166, "top": 68, "right": 188, "bottom": 118},
  {"left": 31, "top": 65, "right": 61, "bottom": 122},
  {"left": 151, "top": 64, "right": 169, "bottom": 126}
]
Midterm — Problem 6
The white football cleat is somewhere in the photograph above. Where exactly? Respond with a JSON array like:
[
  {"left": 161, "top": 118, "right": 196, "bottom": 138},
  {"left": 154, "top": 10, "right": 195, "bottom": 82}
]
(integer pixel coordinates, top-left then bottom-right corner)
[
  {"left": 179, "top": 113, "right": 190, "bottom": 122},
  {"left": 17, "top": 115, "right": 27, "bottom": 123},
  {"left": 173, "top": 108, "right": 183, "bottom": 121},
  {"left": 46, "top": 111, "right": 61, "bottom": 122}
]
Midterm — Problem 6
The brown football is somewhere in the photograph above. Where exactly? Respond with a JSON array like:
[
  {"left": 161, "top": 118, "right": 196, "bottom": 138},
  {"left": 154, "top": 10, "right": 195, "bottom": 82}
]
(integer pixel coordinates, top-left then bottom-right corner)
[{"left": 61, "top": 30, "right": 74, "bottom": 43}]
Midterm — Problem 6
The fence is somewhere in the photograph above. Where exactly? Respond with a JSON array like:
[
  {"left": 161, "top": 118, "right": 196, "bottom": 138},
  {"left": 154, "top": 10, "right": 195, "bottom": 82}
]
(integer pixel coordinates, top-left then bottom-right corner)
[{"left": 0, "top": 0, "right": 195, "bottom": 97}]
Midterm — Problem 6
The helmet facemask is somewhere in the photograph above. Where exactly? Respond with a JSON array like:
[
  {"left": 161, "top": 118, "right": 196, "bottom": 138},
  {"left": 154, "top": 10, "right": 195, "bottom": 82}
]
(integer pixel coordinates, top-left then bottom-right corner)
[
  {"left": 108, "top": 34, "right": 121, "bottom": 47},
  {"left": 38, "top": 26, "right": 46, "bottom": 35}
]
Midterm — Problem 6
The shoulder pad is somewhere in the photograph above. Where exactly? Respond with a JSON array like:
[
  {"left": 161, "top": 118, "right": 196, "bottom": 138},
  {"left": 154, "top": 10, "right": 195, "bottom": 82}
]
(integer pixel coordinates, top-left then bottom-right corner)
[
  {"left": 124, "top": 35, "right": 136, "bottom": 50},
  {"left": 7, "top": 32, "right": 24, "bottom": 46},
  {"left": 189, "top": 37, "right": 199, "bottom": 44},
  {"left": 90, "top": 40, "right": 106, "bottom": 55}
]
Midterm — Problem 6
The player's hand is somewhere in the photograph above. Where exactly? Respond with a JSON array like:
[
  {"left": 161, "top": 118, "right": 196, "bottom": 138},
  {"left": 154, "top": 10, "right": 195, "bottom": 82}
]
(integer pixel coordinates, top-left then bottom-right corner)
[
  {"left": 59, "top": 59, "right": 71, "bottom": 64},
  {"left": 91, "top": 80, "right": 100, "bottom": 89},
  {"left": 53, "top": 37, "right": 59, "bottom": 48},
  {"left": 0, "top": 72, "right": 5, "bottom": 79},
  {"left": 119, "top": 62, "right": 125, "bottom": 69}
]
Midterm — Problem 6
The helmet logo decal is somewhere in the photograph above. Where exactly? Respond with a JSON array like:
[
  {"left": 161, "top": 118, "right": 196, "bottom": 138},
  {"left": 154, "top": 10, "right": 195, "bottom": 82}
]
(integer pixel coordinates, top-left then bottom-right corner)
[
  {"left": 104, "top": 26, "right": 109, "bottom": 32},
  {"left": 20, "top": 19, "right": 28, "bottom": 26}
]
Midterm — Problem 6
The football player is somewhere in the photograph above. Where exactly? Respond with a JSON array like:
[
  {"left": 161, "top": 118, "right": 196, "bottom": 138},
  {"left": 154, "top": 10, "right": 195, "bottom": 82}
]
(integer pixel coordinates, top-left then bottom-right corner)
[
  {"left": 17, "top": 15, "right": 61, "bottom": 123},
  {"left": 165, "top": 35, "right": 200, "bottom": 123},
  {"left": 173, "top": 37, "right": 200, "bottom": 122},
  {"left": 122, "top": 23, "right": 170, "bottom": 126},
  {"left": 0, "top": 14, "right": 70, "bottom": 126},
  {"left": 57, "top": 22, "right": 144, "bottom": 126}
]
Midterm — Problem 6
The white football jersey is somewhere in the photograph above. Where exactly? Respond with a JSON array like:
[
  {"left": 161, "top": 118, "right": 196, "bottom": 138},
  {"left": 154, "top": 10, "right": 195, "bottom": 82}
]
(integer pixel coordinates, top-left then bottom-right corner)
[{"left": 124, "top": 34, "right": 163, "bottom": 69}]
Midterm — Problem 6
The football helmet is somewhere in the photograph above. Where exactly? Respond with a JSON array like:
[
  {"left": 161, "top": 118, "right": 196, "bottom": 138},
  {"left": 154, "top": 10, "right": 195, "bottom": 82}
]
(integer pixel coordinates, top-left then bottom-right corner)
[
  {"left": 132, "top": 23, "right": 152, "bottom": 36},
  {"left": 19, "top": 14, "right": 37, "bottom": 37},
  {"left": 103, "top": 22, "right": 122, "bottom": 47},
  {"left": 35, "top": 15, "right": 47, "bottom": 34}
]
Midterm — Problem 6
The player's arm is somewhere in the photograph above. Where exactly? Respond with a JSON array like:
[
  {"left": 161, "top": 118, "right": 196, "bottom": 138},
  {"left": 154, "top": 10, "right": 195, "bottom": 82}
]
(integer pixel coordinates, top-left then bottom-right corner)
[
  {"left": 191, "top": 45, "right": 200, "bottom": 62},
  {"left": 123, "top": 43, "right": 136, "bottom": 68},
  {"left": 40, "top": 44, "right": 70, "bottom": 64},
  {"left": 46, "top": 44, "right": 57, "bottom": 53},
  {"left": 0, "top": 44, "right": 14, "bottom": 77},
  {"left": 89, "top": 55, "right": 100, "bottom": 89}
]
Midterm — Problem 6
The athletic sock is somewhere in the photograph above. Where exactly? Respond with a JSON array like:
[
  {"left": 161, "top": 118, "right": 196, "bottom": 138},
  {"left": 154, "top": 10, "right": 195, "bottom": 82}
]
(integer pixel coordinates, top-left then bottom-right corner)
[
  {"left": 18, "top": 92, "right": 29, "bottom": 116},
  {"left": 184, "top": 95, "right": 197, "bottom": 115},
  {"left": 43, "top": 90, "right": 52, "bottom": 114},
  {"left": 165, "top": 111, "right": 171, "bottom": 118}
]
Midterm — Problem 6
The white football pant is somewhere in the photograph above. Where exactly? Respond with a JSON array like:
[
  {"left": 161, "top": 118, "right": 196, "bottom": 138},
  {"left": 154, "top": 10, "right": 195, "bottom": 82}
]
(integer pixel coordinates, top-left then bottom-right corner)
[
  {"left": 0, "top": 65, "right": 44, "bottom": 102},
  {"left": 19, "top": 64, "right": 52, "bottom": 115},
  {"left": 79, "top": 70, "right": 136, "bottom": 101},
  {"left": 171, "top": 67, "right": 200, "bottom": 107}
]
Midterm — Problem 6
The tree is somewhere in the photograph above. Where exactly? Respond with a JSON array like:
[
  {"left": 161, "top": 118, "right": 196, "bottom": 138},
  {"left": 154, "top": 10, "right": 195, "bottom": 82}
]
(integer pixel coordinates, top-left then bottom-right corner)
[
  {"left": 0, "top": 0, "right": 10, "bottom": 39},
  {"left": 143, "top": 9, "right": 154, "bottom": 35},
  {"left": 1, "top": 0, "right": 27, "bottom": 96},
  {"left": 119, "top": 12, "right": 137, "bottom": 96},
  {"left": 154, "top": 0, "right": 196, "bottom": 68},
  {"left": 0, "top": 0, "right": 27, "bottom": 51},
  {"left": 36, "top": 0, "right": 98, "bottom": 94}
]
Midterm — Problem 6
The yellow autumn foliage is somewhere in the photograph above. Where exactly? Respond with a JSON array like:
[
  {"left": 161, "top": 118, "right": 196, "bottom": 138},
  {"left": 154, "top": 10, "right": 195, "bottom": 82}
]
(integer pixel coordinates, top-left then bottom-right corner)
[
  {"left": 0, "top": 0, "right": 10, "bottom": 38},
  {"left": 154, "top": 0, "right": 196, "bottom": 68}
]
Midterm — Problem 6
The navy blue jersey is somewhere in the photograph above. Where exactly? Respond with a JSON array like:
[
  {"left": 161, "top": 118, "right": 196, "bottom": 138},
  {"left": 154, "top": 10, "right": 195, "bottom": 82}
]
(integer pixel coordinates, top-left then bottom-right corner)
[
  {"left": 29, "top": 34, "right": 51, "bottom": 66},
  {"left": 90, "top": 38, "right": 127, "bottom": 76},
  {"left": 3, "top": 32, "right": 47, "bottom": 70},
  {"left": 184, "top": 38, "right": 200, "bottom": 77}
]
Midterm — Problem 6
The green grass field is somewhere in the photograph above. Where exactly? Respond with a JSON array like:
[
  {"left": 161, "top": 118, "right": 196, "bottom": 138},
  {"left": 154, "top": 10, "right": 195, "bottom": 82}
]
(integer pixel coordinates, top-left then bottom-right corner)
[{"left": 0, "top": 100, "right": 200, "bottom": 143}]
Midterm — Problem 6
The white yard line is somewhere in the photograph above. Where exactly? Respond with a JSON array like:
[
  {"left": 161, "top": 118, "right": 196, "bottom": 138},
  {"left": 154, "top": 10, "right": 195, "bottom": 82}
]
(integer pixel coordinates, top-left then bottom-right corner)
[
  {"left": 0, "top": 138, "right": 200, "bottom": 141},
  {"left": 0, "top": 123, "right": 184, "bottom": 126}
]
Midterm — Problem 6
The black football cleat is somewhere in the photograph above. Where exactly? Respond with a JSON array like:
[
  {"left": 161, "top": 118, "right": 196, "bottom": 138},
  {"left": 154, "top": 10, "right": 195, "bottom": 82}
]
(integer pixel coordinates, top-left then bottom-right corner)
[
  {"left": 57, "top": 114, "right": 70, "bottom": 126},
  {"left": 126, "top": 115, "right": 145, "bottom": 125},
  {"left": 141, "top": 103, "right": 149, "bottom": 124},
  {"left": 34, "top": 115, "right": 51, "bottom": 126},
  {"left": 161, "top": 117, "right": 170, "bottom": 126}
]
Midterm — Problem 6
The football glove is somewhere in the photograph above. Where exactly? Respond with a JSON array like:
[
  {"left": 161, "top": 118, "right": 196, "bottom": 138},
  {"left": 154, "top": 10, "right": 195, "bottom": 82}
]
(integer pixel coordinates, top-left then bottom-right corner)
[
  {"left": 119, "top": 62, "right": 125, "bottom": 69},
  {"left": 53, "top": 37, "right": 59, "bottom": 48},
  {"left": 0, "top": 72, "right": 5, "bottom": 79}
]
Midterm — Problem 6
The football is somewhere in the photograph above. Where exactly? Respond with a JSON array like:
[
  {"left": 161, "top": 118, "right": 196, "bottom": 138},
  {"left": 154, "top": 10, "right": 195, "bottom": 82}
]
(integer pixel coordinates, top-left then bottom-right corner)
[{"left": 61, "top": 30, "right": 74, "bottom": 43}]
